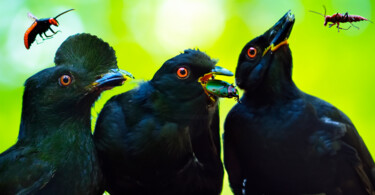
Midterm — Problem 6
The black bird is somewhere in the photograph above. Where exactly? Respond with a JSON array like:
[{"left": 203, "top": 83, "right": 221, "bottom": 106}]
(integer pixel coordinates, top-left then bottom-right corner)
[
  {"left": 0, "top": 33, "right": 132, "bottom": 194},
  {"left": 94, "top": 49, "right": 238, "bottom": 195},
  {"left": 224, "top": 11, "right": 375, "bottom": 195}
]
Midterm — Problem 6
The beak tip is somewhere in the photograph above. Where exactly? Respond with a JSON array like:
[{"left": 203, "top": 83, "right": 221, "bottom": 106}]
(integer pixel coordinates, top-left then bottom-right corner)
[
  {"left": 211, "top": 66, "right": 234, "bottom": 77},
  {"left": 269, "top": 10, "right": 295, "bottom": 50},
  {"left": 116, "top": 69, "right": 135, "bottom": 80},
  {"left": 93, "top": 69, "right": 133, "bottom": 90}
]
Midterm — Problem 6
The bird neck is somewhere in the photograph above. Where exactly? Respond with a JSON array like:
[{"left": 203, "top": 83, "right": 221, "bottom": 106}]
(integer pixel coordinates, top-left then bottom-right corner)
[
  {"left": 189, "top": 105, "right": 221, "bottom": 164},
  {"left": 243, "top": 71, "right": 300, "bottom": 106},
  {"left": 18, "top": 103, "right": 92, "bottom": 141},
  {"left": 243, "top": 48, "right": 302, "bottom": 106},
  {"left": 149, "top": 82, "right": 221, "bottom": 168},
  {"left": 150, "top": 81, "right": 211, "bottom": 125}
]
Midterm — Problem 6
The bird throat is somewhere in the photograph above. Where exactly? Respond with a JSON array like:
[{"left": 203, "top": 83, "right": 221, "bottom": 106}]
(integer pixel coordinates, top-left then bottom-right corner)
[{"left": 263, "top": 39, "right": 289, "bottom": 56}]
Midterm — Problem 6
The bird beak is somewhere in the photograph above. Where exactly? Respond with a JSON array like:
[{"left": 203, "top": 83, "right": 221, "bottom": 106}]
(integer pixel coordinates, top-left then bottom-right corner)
[
  {"left": 263, "top": 10, "right": 295, "bottom": 56},
  {"left": 199, "top": 66, "right": 239, "bottom": 102},
  {"left": 91, "top": 69, "right": 134, "bottom": 91},
  {"left": 209, "top": 66, "right": 234, "bottom": 76}
]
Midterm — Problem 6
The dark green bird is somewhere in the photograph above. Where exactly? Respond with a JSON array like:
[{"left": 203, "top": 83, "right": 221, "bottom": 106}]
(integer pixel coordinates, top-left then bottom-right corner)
[
  {"left": 94, "top": 49, "right": 238, "bottom": 195},
  {"left": 0, "top": 33, "right": 132, "bottom": 194},
  {"left": 224, "top": 11, "right": 375, "bottom": 195}
]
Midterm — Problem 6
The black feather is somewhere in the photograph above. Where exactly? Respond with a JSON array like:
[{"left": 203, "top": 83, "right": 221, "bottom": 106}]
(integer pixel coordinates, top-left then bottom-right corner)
[
  {"left": 94, "top": 49, "right": 224, "bottom": 194},
  {"left": 224, "top": 12, "right": 375, "bottom": 195},
  {"left": 54, "top": 33, "right": 117, "bottom": 74},
  {"left": 0, "top": 33, "right": 123, "bottom": 194}
]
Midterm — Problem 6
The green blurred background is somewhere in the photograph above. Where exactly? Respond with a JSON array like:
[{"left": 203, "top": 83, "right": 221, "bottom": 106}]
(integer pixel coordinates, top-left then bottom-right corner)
[{"left": 0, "top": 0, "right": 374, "bottom": 194}]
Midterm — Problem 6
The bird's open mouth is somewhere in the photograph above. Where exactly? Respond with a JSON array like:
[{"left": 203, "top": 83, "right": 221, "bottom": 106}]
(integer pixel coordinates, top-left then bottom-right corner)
[
  {"left": 263, "top": 10, "right": 295, "bottom": 56},
  {"left": 91, "top": 69, "right": 134, "bottom": 91},
  {"left": 199, "top": 66, "right": 239, "bottom": 103}
]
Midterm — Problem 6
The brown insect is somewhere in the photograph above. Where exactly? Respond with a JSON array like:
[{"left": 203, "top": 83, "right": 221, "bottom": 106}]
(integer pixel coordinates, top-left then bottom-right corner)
[{"left": 309, "top": 5, "right": 372, "bottom": 32}]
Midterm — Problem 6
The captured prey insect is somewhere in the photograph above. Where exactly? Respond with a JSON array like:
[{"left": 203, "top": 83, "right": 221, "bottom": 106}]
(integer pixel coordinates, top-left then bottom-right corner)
[
  {"left": 24, "top": 9, "right": 75, "bottom": 49},
  {"left": 309, "top": 5, "right": 372, "bottom": 32},
  {"left": 199, "top": 67, "right": 239, "bottom": 103}
]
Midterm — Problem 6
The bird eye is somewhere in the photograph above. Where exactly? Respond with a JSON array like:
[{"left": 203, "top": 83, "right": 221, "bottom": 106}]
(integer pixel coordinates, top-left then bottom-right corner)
[
  {"left": 247, "top": 47, "right": 257, "bottom": 58},
  {"left": 176, "top": 67, "right": 189, "bottom": 79},
  {"left": 59, "top": 75, "right": 72, "bottom": 86}
]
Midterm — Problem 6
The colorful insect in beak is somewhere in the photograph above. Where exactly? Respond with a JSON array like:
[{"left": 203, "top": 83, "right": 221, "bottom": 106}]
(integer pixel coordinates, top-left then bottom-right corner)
[
  {"left": 205, "top": 80, "right": 239, "bottom": 100},
  {"left": 199, "top": 66, "right": 239, "bottom": 103}
]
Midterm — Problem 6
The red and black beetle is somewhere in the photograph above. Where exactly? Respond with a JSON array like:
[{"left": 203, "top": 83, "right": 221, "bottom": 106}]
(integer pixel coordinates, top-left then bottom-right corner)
[{"left": 24, "top": 9, "right": 74, "bottom": 49}]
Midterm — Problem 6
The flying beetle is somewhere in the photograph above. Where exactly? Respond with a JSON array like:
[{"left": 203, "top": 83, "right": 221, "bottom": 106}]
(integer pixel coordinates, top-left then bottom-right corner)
[
  {"left": 309, "top": 5, "right": 372, "bottom": 32},
  {"left": 24, "top": 9, "right": 74, "bottom": 49}
]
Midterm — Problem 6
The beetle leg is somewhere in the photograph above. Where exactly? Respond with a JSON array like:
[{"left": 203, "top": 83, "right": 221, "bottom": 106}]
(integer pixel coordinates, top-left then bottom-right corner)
[
  {"left": 44, "top": 32, "right": 51, "bottom": 38},
  {"left": 36, "top": 39, "right": 43, "bottom": 45},
  {"left": 44, "top": 28, "right": 61, "bottom": 38},
  {"left": 39, "top": 33, "right": 46, "bottom": 40},
  {"left": 45, "top": 30, "right": 56, "bottom": 38},
  {"left": 49, "top": 27, "right": 56, "bottom": 33},
  {"left": 329, "top": 23, "right": 336, "bottom": 28},
  {"left": 43, "top": 32, "right": 54, "bottom": 39},
  {"left": 49, "top": 27, "right": 61, "bottom": 35},
  {"left": 350, "top": 22, "right": 360, "bottom": 29},
  {"left": 338, "top": 22, "right": 351, "bottom": 31}
]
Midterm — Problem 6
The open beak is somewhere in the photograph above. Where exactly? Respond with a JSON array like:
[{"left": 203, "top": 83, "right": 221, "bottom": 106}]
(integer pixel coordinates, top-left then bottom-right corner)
[
  {"left": 199, "top": 66, "right": 239, "bottom": 103},
  {"left": 263, "top": 10, "right": 295, "bottom": 56},
  {"left": 91, "top": 69, "right": 134, "bottom": 91},
  {"left": 210, "top": 66, "right": 234, "bottom": 76}
]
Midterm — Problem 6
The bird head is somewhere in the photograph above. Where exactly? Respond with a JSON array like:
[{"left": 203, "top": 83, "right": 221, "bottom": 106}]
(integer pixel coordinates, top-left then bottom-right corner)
[
  {"left": 22, "top": 33, "right": 133, "bottom": 119},
  {"left": 236, "top": 11, "right": 295, "bottom": 93},
  {"left": 151, "top": 49, "right": 237, "bottom": 104}
]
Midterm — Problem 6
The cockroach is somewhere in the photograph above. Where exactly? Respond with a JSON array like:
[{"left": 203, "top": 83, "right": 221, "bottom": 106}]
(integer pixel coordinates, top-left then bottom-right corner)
[
  {"left": 309, "top": 5, "right": 372, "bottom": 32},
  {"left": 24, "top": 9, "right": 74, "bottom": 49}
]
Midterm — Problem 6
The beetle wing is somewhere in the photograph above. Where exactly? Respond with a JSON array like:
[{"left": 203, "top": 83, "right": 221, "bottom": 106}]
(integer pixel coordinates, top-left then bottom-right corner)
[
  {"left": 24, "top": 21, "right": 38, "bottom": 49},
  {"left": 27, "top": 12, "right": 38, "bottom": 20}
]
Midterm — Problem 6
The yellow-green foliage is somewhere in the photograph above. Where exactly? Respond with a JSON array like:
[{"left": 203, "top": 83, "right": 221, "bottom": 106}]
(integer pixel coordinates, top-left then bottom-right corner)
[{"left": 0, "top": 0, "right": 374, "bottom": 194}]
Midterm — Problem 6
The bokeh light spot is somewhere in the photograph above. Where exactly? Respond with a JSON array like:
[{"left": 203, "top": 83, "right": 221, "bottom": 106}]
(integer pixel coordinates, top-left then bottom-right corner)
[{"left": 155, "top": 0, "right": 226, "bottom": 53}]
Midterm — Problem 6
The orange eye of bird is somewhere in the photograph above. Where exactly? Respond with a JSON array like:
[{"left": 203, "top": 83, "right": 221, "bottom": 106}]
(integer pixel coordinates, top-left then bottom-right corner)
[
  {"left": 247, "top": 47, "right": 257, "bottom": 58},
  {"left": 177, "top": 67, "right": 189, "bottom": 79},
  {"left": 59, "top": 75, "right": 72, "bottom": 86}
]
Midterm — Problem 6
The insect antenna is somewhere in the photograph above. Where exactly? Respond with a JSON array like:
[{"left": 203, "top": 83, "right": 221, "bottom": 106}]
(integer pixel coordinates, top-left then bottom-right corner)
[
  {"left": 309, "top": 5, "right": 326, "bottom": 17},
  {"left": 54, "top": 9, "right": 75, "bottom": 19}
]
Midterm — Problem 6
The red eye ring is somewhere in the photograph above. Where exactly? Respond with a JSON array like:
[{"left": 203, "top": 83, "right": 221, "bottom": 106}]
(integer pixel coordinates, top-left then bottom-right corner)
[
  {"left": 59, "top": 75, "right": 72, "bottom": 86},
  {"left": 247, "top": 47, "right": 257, "bottom": 58},
  {"left": 177, "top": 67, "right": 189, "bottom": 79}
]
